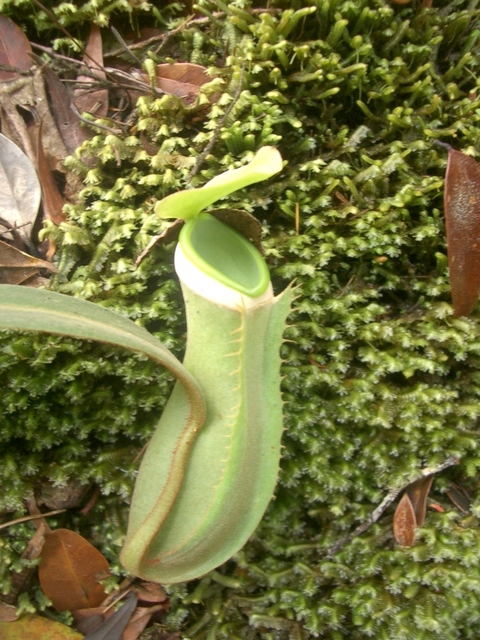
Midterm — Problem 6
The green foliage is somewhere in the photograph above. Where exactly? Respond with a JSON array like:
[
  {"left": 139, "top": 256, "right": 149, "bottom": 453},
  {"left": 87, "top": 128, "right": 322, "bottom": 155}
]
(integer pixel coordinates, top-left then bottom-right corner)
[
  {"left": 3, "top": 0, "right": 480, "bottom": 637},
  {"left": 0, "top": 0, "right": 182, "bottom": 50}
]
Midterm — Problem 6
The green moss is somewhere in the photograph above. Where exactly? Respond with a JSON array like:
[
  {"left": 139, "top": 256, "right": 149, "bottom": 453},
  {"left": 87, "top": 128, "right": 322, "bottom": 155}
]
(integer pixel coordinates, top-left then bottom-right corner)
[{"left": 3, "top": 0, "right": 480, "bottom": 637}]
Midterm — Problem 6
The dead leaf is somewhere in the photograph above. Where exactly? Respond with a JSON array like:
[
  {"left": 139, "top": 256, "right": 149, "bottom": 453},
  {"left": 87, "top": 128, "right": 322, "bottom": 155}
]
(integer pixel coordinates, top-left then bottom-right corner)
[
  {"left": 74, "top": 25, "right": 108, "bottom": 117},
  {"left": 0, "top": 240, "right": 57, "bottom": 285},
  {"left": 83, "top": 591, "right": 138, "bottom": 640},
  {"left": 24, "top": 495, "right": 53, "bottom": 534},
  {"left": 0, "top": 603, "right": 18, "bottom": 622},
  {"left": 0, "top": 133, "right": 41, "bottom": 244},
  {"left": 0, "top": 16, "right": 32, "bottom": 81},
  {"left": 446, "top": 483, "right": 471, "bottom": 514},
  {"left": 134, "top": 582, "right": 167, "bottom": 604},
  {"left": 393, "top": 493, "right": 416, "bottom": 547},
  {"left": 0, "top": 614, "right": 83, "bottom": 639},
  {"left": 22, "top": 521, "right": 47, "bottom": 558},
  {"left": 429, "top": 503, "right": 445, "bottom": 513},
  {"left": 21, "top": 274, "right": 52, "bottom": 287},
  {"left": 40, "top": 62, "right": 89, "bottom": 156},
  {"left": 38, "top": 529, "right": 110, "bottom": 611},
  {"left": 143, "top": 63, "right": 211, "bottom": 104},
  {"left": 35, "top": 477, "right": 90, "bottom": 510},
  {"left": 438, "top": 142, "right": 480, "bottom": 317},
  {"left": 122, "top": 604, "right": 165, "bottom": 640},
  {"left": 72, "top": 607, "right": 106, "bottom": 636},
  {"left": 406, "top": 475, "right": 434, "bottom": 527},
  {"left": 0, "top": 57, "right": 69, "bottom": 175},
  {"left": 36, "top": 122, "right": 65, "bottom": 226},
  {"left": 1, "top": 521, "right": 47, "bottom": 605}
]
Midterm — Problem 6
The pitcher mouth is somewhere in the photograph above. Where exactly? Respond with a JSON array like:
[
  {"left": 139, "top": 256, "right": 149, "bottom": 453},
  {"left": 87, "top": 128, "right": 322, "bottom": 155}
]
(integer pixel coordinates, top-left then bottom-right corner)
[{"left": 175, "top": 213, "right": 273, "bottom": 309}]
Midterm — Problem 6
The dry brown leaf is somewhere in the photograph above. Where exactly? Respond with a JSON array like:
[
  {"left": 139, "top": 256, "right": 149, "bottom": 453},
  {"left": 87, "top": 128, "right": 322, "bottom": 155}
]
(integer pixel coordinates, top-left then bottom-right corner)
[
  {"left": 1, "top": 521, "right": 47, "bottom": 606},
  {"left": 0, "top": 603, "right": 18, "bottom": 622},
  {"left": 74, "top": 25, "right": 108, "bottom": 117},
  {"left": 40, "top": 63, "right": 89, "bottom": 156},
  {"left": 0, "top": 240, "right": 56, "bottom": 285},
  {"left": 142, "top": 62, "right": 211, "bottom": 104},
  {"left": 0, "top": 55, "right": 68, "bottom": 175},
  {"left": 122, "top": 605, "right": 165, "bottom": 640},
  {"left": 36, "top": 122, "right": 65, "bottom": 226},
  {"left": 35, "top": 478, "right": 90, "bottom": 510},
  {"left": 134, "top": 582, "right": 167, "bottom": 604},
  {"left": 38, "top": 529, "right": 110, "bottom": 611},
  {"left": 23, "top": 521, "right": 47, "bottom": 558},
  {"left": 72, "top": 607, "right": 106, "bottom": 636},
  {"left": 439, "top": 143, "right": 480, "bottom": 316},
  {"left": 393, "top": 493, "right": 417, "bottom": 547},
  {"left": 406, "top": 475, "right": 434, "bottom": 527},
  {"left": 83, "top": 591, "right": 137, "bottom": 640},
  {"left": 0, "top": 134, "right": 41, "bottom": 245},
  {"left": 446, "top": 483, "right": 471, "bottom": 514},
  {"left": 0, "top": 614, "right": 83, "bottom": 639},
  {"left": 0, "top": 16, "right": 32, "bottom": 81}
]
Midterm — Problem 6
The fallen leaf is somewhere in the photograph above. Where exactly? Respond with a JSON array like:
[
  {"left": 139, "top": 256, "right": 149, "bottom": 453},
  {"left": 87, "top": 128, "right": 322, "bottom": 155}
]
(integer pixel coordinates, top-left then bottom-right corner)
[
  {"left": 143, "top": 63, "right": 211, "bottom": 104},
  {"left": 35, "top": 477, "right": 90, "bottom": 510},
  {"left": 122, "top": 604, "right": 165, "bottom": 640},
  {"left": 134, "top": 582, "right": 167, "bottom": 604},
  {"left": 1, "top": 521, "right": 47, "bottom": 605},
  {"left": 72, "top": 606, "right": 105, "bottom": 636},
  {"left": 0, "top": 603, "right": 18, "bottom": 622},
  {"left": 23, "top": 521, "right": 47, "bottom": 558},
  {"left": 0, "top": 134, "right": 41, "bottom": 244},
  {"left": 36, "top": 122, "right": 65, "bottom": 226},
  {"left": 38, "top": 529, "right": 110, "bottom": 611},
  {"left": 0, "top": 53, "right": 70, "bottom": 178},
  {"left": 74, "top": 25, "right": 108, "bottom": 117},
  {"left": 406, "top": 475, "right": 434, "bottom": 527},
  {"left": 0, "top": 240, "right": 57, "bottom": 285},
  {"left": 393, "top": 493, "right": 416, "bottom": 547},
  {"left": 0, "top": 614, "right": 83, "bottom": 639},
  {"left": 20, "top": 274, "right": 52, "bottom": 287},
  {"left": 429, "top": 502, "right": 445, "bottom": 513},
  {"left": 446, "top": 483, "right": 471, "bottom": 514},
  {"left": 0, "top": 16, "right": 32, "bottom": 81},
  {"left": 83, "top": 591, "right": 138, "bottom": 640},
  {"left": 439, "top": 142, "right": 480, "bottom": 316},
  {"left": 40, "top": 62, "right": 89, "bottom": 156}
]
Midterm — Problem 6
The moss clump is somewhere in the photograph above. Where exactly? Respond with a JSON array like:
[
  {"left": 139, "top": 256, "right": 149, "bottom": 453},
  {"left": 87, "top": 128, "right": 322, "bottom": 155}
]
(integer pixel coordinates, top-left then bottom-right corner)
[{"left": 3, "top": 0, "right": 480, "bottom": 637}]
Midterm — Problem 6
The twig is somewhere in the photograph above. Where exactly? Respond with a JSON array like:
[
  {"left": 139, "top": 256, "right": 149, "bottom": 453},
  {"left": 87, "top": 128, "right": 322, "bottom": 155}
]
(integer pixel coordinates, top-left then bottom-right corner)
[
  {"left": 324, "top": 456, "right": 459, "bottom": 557},
  {"left": 0, "top": 509, "right": 66, "bottom": 530},
  {"left": 31, "top": 44, "right": 164, "bottom": 98},
  {"left": 31, "top": 42, "right": 87, "bottom": 67}
]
